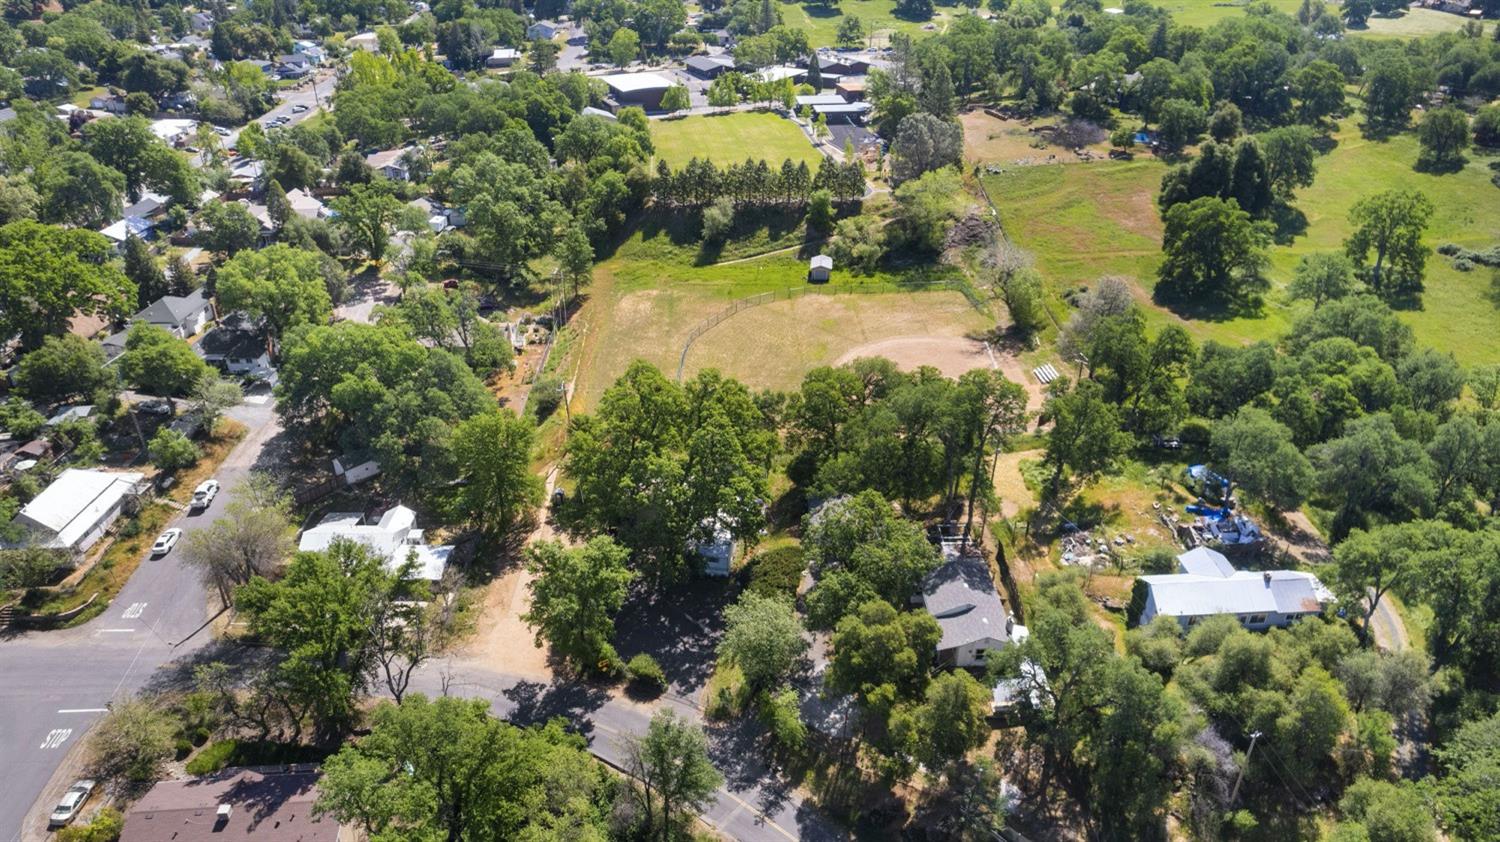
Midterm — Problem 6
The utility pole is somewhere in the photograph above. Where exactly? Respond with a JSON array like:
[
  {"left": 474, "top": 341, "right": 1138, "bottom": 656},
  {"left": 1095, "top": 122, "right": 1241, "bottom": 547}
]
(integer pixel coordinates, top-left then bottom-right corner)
[{"left": 1229, "top": 731, "right": 1262, "bottom": 805}]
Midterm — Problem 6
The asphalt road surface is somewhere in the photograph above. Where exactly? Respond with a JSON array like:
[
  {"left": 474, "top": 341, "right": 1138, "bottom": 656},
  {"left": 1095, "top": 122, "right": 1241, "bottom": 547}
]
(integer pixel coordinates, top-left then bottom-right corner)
[
  {"left": 409, "top": 663, "right": 847, "bottom": 842},
  {"left": 0, "top": 394, "right": 279, "bottom": 842}
]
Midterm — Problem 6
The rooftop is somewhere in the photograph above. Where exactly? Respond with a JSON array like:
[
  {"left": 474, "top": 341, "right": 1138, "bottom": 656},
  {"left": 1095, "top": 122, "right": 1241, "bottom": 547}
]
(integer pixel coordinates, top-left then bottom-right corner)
[
  {"left": 921, "top": 555, "right": 1014, "bottom": 650},
  {"left": 1141, "top": 548, "right": 1334, "bottom": 618},
  {"left": 135, "top": 289, "right": 210, "bottom": 326},
  {"left": 120, "top": 769, "right": 336, "bottom": 842},
  {"left": 598, "top": 71, "right": 674, "bottom": 93},
  {"left": 12, "top": 469, "right": 144, "bottom": 549},
  {"left": 298, "top": 504, "right": 450, "bottom": 580}
]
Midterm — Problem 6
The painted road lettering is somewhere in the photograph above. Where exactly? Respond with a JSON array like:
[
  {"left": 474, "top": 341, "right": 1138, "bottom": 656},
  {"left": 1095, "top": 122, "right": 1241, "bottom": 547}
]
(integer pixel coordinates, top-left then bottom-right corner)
[{"left": 39, "top": 729, "right": 71, "bottom": 749}]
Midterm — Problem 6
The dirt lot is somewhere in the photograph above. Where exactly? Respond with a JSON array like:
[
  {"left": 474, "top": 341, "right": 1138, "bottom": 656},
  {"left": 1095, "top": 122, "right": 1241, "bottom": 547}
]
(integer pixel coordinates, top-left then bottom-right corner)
[
  {"left": 960, "top": 111, "right": 1113, "bottom": 166},
  {"left": 833, "top": 334, "right": 990, "bottom": 378}
]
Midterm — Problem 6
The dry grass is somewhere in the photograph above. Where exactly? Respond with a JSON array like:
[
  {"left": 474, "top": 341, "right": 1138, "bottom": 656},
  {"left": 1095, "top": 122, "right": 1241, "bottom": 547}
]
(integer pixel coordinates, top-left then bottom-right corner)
[
  {"left": 26, "top": 502, "right": 176, "bottom": 621},
  {"left": 961, "top": 111, "right": 1112, "bottom": 165},
  {"left": 166, "top": 419, "right": 249, "bottom": 505}
]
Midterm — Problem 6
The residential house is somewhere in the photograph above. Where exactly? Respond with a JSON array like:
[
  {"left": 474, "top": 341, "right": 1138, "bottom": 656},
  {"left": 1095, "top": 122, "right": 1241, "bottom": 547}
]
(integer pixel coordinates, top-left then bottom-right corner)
[
  {"left": 285, "top": 188, "right": 328, "bottom": 220},
  {"left": 293, "top": 41, "right": 325, "bottom": 64},
  {"left": 527, "top": 19, "right": 564, "bottom": 40},
  {"left": 581, "top": 105, "right": 616, "bottom": 120},
  {"left": 3, "top": 439, "right": 51, "bottom": 473},
  {"left": 45, "top": 405, "right": 95, "bottom": 427},
  {"left": 149, "top": 117, "right": 197, "bottom": 146},
  {"left": 365, "top": 148, "right": 411, "bottom": 181},
  {"left": 685, "top": 55, "right": 735, "bottom": 79},
  {"left": 921, "top": 554, "right": 1026, "bottom": 668},
  {"left": 134, "top": 289, "right": 214, "bottom": 338},
  {"left": 99, "top": 216, "right": 157, "bottom": 251},
  {"left": 5, "top": 469, "right": 146, "bottom": 553},
  {"left": 194, "top": 314, "right": 271, "bottom": 375},
  {"left": 486, "top": 47, "right": 521, "bottom": 68},
  {"left": 808, "top": 254, "right": 832, "bottom": 282},
  {"left": 89, "top": 93, "right": 127, "bottom": 114},
  {"left": 276, "top": 53, "right": 312, "bottom": 79},
  {"left": 332, "top": 451, "right": 381, "bottom": 486},
  {"left": 119, "top": 768, "right": 340, "bottom": 842},
  {"left": 408, "top": 197, "right": 450, "bottom": 232},
  {"left": 598, "top": 72, "right": 674, "bottom": 111},
  {"left": 188, "top": 11, "right": 214, "bottom": 32},
  {"left": 298, "top": 504, "right": 452, "bottom": 581},
  {"left": 227, "top": 158, "right": 267, "bottom": 194},
  {"left": 123, "top": 190, "right": 171, "bottom": 221},
  {"left": 347, "top": 31, "right": 381, "bottom": 52},
  {"left": 1133, "top": 546, "right": 1335, "bottom": 631}
]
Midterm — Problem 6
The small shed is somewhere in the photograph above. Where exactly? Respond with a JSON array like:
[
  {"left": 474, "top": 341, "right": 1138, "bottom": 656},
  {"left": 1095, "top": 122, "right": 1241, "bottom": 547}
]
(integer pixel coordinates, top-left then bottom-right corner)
[{"left": 808, "top": 254, "right": 833, "bottom": 282}]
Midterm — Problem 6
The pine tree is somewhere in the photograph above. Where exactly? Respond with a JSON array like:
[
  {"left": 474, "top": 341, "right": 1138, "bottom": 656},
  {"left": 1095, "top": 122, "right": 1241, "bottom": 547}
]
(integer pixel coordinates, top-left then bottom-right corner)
[
  {"left": 807, "top": 55, "right": 823, "bottom": 91},
  {"left": 266, "top": 179, "right": 291, "bottom": 228},
  {"left": 758, "top": 0, "right": 776, "bottom": 33},
  {"left": 920, "top": 61, "right": 955, "bottom": 118},
  {"left": 123, "top": 234, "right": 168, "bottom": 309},
  {"left": 166, "top": 254, "right": 197, "bottom": 296}
]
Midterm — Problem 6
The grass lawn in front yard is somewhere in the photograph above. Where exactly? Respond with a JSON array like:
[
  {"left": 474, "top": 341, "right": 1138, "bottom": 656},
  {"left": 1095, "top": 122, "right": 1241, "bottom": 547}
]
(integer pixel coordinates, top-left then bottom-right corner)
[
  {"left": 1353, "top": 8, "right": 1471, "bottom": 37},
  {"left": 650, "top": 111, "right": 825, "bottom": 169}
]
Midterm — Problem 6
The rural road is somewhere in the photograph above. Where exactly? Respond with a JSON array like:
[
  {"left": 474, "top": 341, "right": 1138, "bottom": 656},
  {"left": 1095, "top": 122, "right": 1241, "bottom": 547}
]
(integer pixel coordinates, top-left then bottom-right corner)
[
  {"left": 0, "top": 393, "right": 280, "bottom": 842},
  {"left": 1367, "top": 589, "right": 1410, "bottom": 652}
]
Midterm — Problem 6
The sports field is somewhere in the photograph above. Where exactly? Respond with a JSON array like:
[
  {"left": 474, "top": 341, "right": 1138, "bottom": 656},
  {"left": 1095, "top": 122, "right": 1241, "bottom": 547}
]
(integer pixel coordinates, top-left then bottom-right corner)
[
  {"left": 981, "top": 120, "right": 1500, "bottom": 364},
  {"left": 651, "top": 112, "right": 825, "bottom": 169},
  {"left": 777, "top": 0, "right": 962, "bottom": 47}
]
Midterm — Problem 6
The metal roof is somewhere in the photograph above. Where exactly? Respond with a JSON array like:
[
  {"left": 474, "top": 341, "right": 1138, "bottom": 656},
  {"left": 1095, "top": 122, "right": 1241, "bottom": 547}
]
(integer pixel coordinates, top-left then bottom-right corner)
[
  {"left": 598, "top": 72, "right": 673, "bottom": 93},
  {"left": 13, "top": 469, "right": 144, "bottom": 549},
  {"left": 1141, "top": 566, "right": 1331, "bottom": 618}
]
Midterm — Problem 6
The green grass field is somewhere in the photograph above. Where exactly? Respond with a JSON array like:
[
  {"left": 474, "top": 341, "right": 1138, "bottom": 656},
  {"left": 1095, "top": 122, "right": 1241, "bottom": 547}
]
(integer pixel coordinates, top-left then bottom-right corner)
[
  {"left": 1352, "top": 8, "right": 1471, "bottom": 37},
  {"left": 983, "top": 120, "right": 1500, "bottom": 363},
  {"left": 1151, "top": 0, "right": 1300, "bottom": 29},
  {"left": 650, "top": 112, "right": 825, "bottom": 169},
  {"left": 777, "top": 0, "right": 963, "bottom": 47}
]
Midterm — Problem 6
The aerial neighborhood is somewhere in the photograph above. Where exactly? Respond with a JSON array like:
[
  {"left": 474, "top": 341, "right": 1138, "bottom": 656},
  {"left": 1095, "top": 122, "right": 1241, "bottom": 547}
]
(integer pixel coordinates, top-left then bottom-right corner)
[{"left": 2, "top": 0, "right": 1500, "bottom": 839}]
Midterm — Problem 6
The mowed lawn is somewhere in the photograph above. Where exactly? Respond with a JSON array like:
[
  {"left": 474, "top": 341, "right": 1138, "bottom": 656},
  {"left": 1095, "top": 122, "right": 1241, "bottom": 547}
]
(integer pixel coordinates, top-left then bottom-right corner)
[
  {"left": 777, "top": 0, "right": 962, "bottom": 47},
  {"left": 983, "top": 120, "right": 1500, "bottom": 364},
  {"left": 651, "top": 112, "right": 825, "bottom": 169}
]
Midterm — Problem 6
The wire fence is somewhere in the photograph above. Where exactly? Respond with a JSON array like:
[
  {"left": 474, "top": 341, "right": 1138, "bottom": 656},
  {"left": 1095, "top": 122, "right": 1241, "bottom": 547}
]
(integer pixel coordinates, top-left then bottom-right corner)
[{"left": 674, "top": 278, "right": 986, "bottom": 381}]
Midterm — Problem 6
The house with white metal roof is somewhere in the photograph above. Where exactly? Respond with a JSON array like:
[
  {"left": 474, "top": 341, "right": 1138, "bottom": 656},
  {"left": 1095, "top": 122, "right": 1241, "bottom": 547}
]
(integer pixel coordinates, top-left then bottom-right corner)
[
  {"left": 298, "top": 504, "right": 451, "bottom": 581},
  {"left": 6, "top": 469, "right": 146, "bottom": 553},
  {"left": 1134, "top": 547, "right": 1334, "bottom": 630}
]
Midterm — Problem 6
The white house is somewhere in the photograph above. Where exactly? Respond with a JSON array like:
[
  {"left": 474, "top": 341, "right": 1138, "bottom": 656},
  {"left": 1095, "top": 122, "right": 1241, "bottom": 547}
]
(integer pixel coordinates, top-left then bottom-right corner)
[
  {"left": 1134, "top": 547, "right": 1335, "bottom": 631},
  {"left": 486, "top": 47, "right": 521, "bottom": 68},
  {"left": 921, "top": 554, "right": 1025, "bottom": 668},
  {"left": 527, "top": 20, "right": 563, "bottom": 40},
  {"left": 757, "top": 65, "right": 806, "bottom": 84},
  {"left": 298, "top": 504, "right": 451, "bottom": 581},
  {"left": 6, "top": 469, "right": 146, "bottom": 553},
  {"left": 149, "top": 117, "right": 197, "bottom": 146},
  {"left": 347, "top": 31, "right": 381, "bottom": 52},
  {"left": 364, "top": 148, "right": 410, "bottom": 181},
  {"left": 99, "top": 215, "right": 157, "bottom": 250},
  {"left": 134, "top": 289, "right": 214, "bottom": 338},
  {"left": 285, "top": 188, "right": 328, "bottom": 220}
]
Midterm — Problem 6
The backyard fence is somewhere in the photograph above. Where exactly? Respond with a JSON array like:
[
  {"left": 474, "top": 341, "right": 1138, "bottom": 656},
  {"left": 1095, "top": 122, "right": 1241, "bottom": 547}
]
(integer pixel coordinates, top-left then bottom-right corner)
[{"left": 674, "top": 278, "right": 987, "bottom": 381}]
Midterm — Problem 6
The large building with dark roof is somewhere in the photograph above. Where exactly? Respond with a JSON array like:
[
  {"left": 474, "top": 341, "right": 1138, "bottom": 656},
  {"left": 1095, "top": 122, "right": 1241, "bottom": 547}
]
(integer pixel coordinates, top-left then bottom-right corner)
[{"left": 119, "top": 769, "right": 340, "bottom": 842}]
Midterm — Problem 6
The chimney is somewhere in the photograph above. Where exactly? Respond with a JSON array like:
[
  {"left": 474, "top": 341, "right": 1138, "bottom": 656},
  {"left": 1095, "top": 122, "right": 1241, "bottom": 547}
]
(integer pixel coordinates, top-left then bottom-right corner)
[
  {"left": 216, "top": 803, "right": 232, "bottom": 822},
  {"left": 1263, "top": 571, "right": 1272, "bottom": 586}
]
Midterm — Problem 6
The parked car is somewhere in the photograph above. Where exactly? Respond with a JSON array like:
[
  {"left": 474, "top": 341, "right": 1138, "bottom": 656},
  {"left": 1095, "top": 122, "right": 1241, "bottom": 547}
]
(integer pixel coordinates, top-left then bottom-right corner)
[
  {"left": 292, "top": 103, "right": 308, "bottom": 112},
  {"left": 213, "top": 125, "right": 231, "bottom": 137},
  {"left": 151, "top": 528, "right": 182, "bottom": 556},
  {"left": 137, "top": 399, "right": 173, "bottom": 416},
  {"left": 190, "top": 479, "right": 220, "bottom": 510},
  {"left": 48, "top": 780, "right": 95, "bottom": 828}
]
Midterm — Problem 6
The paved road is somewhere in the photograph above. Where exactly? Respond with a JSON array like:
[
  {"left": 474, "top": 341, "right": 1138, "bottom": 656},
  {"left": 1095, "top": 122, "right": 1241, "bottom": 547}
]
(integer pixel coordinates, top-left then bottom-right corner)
[
  {"left": 0, "top": 394, "right": 279, "bottom": 842},
  {"left": 409, "top": 662, "right": 847, "bottom": 842}
]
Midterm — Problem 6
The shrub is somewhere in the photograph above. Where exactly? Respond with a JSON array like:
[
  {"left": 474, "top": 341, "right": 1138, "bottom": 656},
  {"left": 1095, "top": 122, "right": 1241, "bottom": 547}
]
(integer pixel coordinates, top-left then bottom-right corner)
[
  {"left": 184, "top": 738, "right": 239, "bottom": 775},
  {"left": 626, "top": 653, "right": 666, "bottom": 693},
  {"left": 148, "top": 427, "right": 200, "bottom": 471},
  {"left": 530, "top": 375, "right": 564, "bottom": 420},
  {"left": 1177, "top": 418, "right": 1212, "bottom": 447},
  {"left": 747, "top": 546, "right": 805, "bottom": 598},
  {"left": 759, "top": 686, "right": 807, "bottom": 753},
  {"left": 701, "top": 197, "right": 735, "bottom": 242},
  {"left": 56, "top": 808, "right": 123, "bottom": 842},
  {"left": 594, "top": 641, "right": 625, "bottom": 678}
]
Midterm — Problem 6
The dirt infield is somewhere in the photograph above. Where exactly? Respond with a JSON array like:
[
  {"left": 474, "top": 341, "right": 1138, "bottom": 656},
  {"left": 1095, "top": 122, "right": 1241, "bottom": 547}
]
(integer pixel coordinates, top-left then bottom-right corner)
[
  {"left": 834, "top": 335, "right": 993, "bottom": 379},
  {"left": 836, "top": 334, "right": 1049, "bottom": 412}
]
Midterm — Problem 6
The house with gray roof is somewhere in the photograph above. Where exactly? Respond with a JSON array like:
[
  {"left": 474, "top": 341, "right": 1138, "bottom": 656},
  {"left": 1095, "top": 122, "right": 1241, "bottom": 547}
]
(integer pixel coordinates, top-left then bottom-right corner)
[
  {"left": 1134, "top": 547, "right": 1334, "bottom": 631},
  {"left": 133, "top": 289, "right": 214, "bottom": 338},
  {"left": 921, "top": 554, "right": 1025, "bottom": 668}
]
